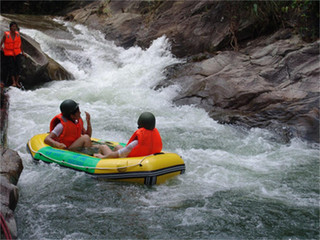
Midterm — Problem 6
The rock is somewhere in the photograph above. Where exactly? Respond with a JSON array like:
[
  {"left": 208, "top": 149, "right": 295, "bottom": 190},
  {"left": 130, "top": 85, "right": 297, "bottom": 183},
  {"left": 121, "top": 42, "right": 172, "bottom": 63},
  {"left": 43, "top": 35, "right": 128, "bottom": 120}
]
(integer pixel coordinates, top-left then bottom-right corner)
[
  {"left": 1, "top": 200, "right": 17, "bottom": 240},
  {"left": 65, "top": 1, "right": 319, "bottom": 143},
  {"left": 66, "top": 1, "right": 315, "bottom": 58},
  {"left": 0, "top": 86, "right": 9, "bottom": 147},
  {"left": 0, "top": 148, "right": 23, "bottom": 185},
  {"left": 0, "top": 147, "right": 23, "bottom": 240},
  {"left": 160, "top": 31, "right": 319, "bottom": 143},
  {"left": 0, "top": 175, "right": 19, "bottom": 211}
]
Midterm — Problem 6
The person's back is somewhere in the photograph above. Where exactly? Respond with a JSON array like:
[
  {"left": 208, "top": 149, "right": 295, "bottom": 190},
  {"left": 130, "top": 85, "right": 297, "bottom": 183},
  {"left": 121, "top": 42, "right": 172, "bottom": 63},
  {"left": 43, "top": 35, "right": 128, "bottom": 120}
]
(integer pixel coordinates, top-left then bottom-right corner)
[
  {"left": 94, "top": 112, "right": 163, "bottom": 159},
  {"left": 127, "top": 126, "right": 162, "bottom": 157}
]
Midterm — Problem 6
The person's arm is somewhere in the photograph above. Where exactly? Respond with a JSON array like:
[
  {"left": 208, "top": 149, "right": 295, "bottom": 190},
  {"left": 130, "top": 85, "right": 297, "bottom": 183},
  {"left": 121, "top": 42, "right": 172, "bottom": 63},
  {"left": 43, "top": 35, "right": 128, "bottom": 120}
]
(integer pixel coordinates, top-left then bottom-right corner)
[
  {"left": 82, "top": 111, "right": 92, "bottom": 137},
  {"left": 44, "top": 132, "right": 66, "bottom": 149},
  {"left": 1, "top": 35, "right": 6, "bottom": 50},
  {"left": 20, "top": 42, "right": 26, "bottom": 57},
  {"left": 18, "top": 33, "right": 26, "bottom": 57},
  {"left": 117, "top": 140, "right": 138, "bottom": 158}
]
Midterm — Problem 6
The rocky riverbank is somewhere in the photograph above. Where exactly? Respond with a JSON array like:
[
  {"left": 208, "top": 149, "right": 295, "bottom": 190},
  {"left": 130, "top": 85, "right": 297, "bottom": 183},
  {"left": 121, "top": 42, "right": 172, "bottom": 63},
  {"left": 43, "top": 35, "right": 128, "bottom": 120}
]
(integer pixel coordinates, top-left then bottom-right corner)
[
  {"left": 0, "top": 64, "right": 22, "bottom": 239},
  {"left": 0, "top": 147, "right": 23, "bottom": 239},
  {"left": 65, "top": 0, "right": 319, "bottom": 143}
]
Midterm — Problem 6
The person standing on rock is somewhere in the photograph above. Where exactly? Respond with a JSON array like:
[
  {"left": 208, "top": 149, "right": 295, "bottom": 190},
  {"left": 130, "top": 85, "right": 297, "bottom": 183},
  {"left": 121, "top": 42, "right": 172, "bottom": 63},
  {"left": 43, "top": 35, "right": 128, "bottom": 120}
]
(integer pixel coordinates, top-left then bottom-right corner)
[{"left": 1, "top": 21, "right": 26, "bottom": 88}]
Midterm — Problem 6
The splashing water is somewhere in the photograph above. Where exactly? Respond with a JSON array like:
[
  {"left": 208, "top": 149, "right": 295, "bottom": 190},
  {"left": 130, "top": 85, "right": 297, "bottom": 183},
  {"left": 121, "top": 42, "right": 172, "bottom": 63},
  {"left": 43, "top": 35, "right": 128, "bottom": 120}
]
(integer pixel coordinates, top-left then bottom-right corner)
[{"left": 5, "top": 17, "right": 319, "bottom": 239}]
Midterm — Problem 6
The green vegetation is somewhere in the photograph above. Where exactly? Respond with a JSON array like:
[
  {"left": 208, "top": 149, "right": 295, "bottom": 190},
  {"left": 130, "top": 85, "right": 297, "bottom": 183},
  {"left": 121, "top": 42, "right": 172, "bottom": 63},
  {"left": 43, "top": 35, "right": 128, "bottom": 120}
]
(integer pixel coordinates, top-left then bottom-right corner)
[
  {"left": 238, "top": 1, "right": 318, "bottom": 42},
  {"left": 97, "top": 0, "right": 111, "bottom": 16},
  {"left": 223, "top": 0, "right": 318, "bottom": 51}
]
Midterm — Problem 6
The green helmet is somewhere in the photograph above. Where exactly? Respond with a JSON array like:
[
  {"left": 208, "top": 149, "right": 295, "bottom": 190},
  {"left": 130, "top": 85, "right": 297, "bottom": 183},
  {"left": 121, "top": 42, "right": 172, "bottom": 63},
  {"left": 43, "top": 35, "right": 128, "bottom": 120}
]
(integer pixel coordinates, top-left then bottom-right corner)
[
  {"left": 60, "top": 99, "right": 79, "bottom": 117},
  {"left": 137, "top": 112, "right": 156, "bottom": 130}
]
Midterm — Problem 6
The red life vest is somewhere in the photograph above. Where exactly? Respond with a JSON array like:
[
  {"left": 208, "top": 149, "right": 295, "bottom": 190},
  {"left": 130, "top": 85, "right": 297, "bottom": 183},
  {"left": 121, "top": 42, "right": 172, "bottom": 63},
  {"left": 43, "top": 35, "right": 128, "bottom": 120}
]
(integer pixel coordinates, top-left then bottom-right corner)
[
  {"left": 127, "top": 128, "right": 162, "bottom": 157},
  {"left": 49, "top": 113, "right": 84, "bottom": 148},
  {"left": 3, "top": 31, "right": 22, "bottom": 56}
]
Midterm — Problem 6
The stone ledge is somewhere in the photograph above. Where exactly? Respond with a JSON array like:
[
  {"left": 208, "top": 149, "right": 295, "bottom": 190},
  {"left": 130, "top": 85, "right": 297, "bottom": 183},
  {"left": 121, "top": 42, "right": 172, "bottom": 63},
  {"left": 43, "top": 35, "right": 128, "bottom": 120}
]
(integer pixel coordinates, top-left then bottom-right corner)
[{"left": 0, "top": 147, "right": 23, "bottom": 239}]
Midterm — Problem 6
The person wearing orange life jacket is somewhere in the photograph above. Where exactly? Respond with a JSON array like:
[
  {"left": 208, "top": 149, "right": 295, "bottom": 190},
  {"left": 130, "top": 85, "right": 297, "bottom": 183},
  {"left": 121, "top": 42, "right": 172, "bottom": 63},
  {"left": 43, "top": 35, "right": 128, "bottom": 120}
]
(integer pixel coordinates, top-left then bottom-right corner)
[
  {"left": 0, "top": 21, "right": 26, "bottom": 88},
  {"left": 94, "top": 112, "right": 163, "bottom": 159},
  {"left": 44, "top": 99, "right": 93, "bottom": 150}
]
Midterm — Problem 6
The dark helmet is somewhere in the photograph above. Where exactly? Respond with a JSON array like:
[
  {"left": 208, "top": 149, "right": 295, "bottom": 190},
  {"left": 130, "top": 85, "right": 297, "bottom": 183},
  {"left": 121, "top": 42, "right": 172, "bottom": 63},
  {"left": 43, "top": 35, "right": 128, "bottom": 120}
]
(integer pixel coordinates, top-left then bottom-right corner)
[
  {"left": 137, "top": 112, "right": 156, "bottom": 130},
  {"left": 60, "top": 99, "right": 79, "bottom": 117}
]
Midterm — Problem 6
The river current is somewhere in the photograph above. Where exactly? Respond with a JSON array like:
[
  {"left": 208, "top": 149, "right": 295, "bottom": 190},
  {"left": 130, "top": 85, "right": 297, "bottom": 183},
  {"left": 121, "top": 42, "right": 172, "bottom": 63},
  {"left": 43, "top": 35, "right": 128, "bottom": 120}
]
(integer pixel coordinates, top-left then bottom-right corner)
[{"left": 4, "top": 17, "right": 319, "bottom": 239}]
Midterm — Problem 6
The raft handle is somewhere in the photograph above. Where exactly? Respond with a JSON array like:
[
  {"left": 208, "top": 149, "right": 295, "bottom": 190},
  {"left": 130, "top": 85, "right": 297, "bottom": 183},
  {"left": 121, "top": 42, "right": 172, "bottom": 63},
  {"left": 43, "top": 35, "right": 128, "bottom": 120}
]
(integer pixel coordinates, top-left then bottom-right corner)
[{"left": 153, "top": 152, "right": 164, "bottom": 156}]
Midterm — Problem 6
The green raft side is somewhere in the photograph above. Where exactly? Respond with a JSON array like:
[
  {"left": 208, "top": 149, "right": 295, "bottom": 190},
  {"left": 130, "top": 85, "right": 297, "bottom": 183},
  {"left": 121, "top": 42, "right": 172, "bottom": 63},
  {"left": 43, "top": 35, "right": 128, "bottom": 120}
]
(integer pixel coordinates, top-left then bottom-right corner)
[{"left": 34, "top": 146, "right": 100, "bottom": 174}]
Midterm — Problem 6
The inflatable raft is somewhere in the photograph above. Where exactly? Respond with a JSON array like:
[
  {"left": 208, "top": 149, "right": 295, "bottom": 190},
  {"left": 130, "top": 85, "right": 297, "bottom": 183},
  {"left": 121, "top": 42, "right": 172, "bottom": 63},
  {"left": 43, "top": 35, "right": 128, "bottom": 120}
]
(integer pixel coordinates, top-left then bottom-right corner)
[{"left": 27, "top": 133, "right": 185, "bottom": 186}]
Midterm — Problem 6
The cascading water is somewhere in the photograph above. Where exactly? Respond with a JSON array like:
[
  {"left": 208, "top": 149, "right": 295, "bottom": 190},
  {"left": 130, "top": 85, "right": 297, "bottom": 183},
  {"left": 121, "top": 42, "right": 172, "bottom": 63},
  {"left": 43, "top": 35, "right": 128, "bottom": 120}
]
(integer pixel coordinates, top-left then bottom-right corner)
[{"left": 5, "top": 18, "right": 319, "bottom": 239}]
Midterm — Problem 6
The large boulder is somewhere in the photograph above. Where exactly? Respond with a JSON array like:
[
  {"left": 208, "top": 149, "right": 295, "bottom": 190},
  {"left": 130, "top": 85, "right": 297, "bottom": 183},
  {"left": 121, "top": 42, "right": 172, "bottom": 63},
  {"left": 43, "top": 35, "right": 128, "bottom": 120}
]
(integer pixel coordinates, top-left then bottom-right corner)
[
  {"left": 0, "top": 16, "right": 74, "bottom": 89},
  {"left": 20, "top": 33, "right": 74, "bottom": 89},
  {"left": 0, "top": 85, "right": 8, "bottom": 146},
  {"left": 65, "top": 1, "right": 318, "bottom": 58},
  {"left": 0, "top": 147, "right": 23, "bottom": 239},
  {"left": 159, "top": 30, "right": 319, "bottom": 142},
  {"left": 65, "top": 1, "right": 235, "bottom": 57}
]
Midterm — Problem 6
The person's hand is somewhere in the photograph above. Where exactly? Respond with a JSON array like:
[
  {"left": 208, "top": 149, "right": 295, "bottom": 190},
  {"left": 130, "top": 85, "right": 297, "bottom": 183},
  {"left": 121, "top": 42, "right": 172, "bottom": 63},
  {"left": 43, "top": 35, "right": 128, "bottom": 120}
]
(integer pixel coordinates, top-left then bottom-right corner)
[
  {"left": 55, "top": 142, "right": 67, "bottom": 149},
  {"left": 94, "top": 153, "right": 105, "bottom": 158},
  {"left": 85, "top": 111, "right": 91, "bottom": 122}
]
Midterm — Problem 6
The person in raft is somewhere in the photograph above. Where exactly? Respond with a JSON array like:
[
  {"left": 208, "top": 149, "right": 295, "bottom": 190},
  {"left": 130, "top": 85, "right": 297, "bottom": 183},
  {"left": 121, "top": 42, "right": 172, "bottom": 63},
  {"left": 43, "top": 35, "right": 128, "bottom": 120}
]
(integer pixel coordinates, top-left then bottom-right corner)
[
  {"left": 44, "top": 99, "right": 94, "bottom": 150},
  {"left": 0, "top": 21, "right": 26, "bottom": 88},
  {"left": 94, "top": 112, "right": 163, "bottom": 158}
]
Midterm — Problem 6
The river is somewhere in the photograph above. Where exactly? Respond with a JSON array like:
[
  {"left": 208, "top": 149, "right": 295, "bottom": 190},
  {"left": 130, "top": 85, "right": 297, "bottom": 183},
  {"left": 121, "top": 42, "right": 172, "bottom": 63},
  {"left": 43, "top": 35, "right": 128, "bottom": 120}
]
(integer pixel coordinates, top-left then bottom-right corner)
[{"left": 5, "top": 17, "right": 319, "bottom": 239}]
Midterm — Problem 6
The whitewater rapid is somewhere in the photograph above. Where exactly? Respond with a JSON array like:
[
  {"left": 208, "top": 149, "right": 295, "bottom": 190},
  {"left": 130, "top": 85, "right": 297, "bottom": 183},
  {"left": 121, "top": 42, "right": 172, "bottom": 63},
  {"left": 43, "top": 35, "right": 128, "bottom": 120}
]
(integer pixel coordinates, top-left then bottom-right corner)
[{"left": 4, "top": 17, "right": 318, "bottom": 239}]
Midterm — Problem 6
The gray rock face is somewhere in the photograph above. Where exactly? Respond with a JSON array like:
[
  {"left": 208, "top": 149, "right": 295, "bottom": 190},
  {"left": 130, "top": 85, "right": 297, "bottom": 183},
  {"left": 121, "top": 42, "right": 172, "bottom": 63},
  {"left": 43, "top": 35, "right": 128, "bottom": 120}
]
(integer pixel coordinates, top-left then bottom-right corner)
[
  {"left": 0, "top": 147, "right": 23, "bottom": 239},
  {"left": 65, "top": 1, "right": 319, "bottom": 143},
  {"left": 66, "top": 1, "right": 236, "bottom": 57},
  {"left": 19, "top": 33, "right": 74, "bottom": 89},
  {"left": 161, "top": 30, "right": 319, "bottom": 142}
]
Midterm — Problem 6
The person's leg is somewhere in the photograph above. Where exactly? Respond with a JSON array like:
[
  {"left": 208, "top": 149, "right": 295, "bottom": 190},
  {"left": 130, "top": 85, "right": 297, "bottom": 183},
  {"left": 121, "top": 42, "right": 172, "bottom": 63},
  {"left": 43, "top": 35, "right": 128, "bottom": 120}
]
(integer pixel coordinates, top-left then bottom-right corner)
[
  {"left": 7, "top": 57, "right": 16, "bottom": 87},
  {"left": 11, "top": 75, "right": 19, "bottom": 87},
  {"left": 1, "top": 53, "right": 9, "bottom": 86},
  {"left": 94, "top": 145, "right": 119, "bottom": 158},
  {"left": 68, "top": 134, "right": 92, "bottom": 150},
  {"left": 114, "top": 145, "right": 123, "bottom": 151},
  {"left": 13, "top": 55, "right": 21, "bottom": 88}
]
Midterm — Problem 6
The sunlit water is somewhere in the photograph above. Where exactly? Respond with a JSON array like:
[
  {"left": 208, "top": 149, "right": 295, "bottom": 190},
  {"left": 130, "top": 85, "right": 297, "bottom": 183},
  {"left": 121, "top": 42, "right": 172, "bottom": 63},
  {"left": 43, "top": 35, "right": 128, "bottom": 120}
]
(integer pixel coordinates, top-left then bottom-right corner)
[{"left": 4, "top": 17, "right": 319, "bottom": 239}]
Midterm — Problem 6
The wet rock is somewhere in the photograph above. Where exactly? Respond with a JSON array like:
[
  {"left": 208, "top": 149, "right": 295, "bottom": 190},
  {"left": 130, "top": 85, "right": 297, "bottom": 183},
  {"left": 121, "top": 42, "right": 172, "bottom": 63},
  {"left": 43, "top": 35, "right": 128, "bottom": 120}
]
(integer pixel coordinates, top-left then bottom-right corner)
[
  {"left": 160, "top": 31, "right": 319, "bottom": 143},
  {"left": 66, "top": 1, "right": 319, "bottom": 143},
  {"left": 0, "top": 147, "right": 23, "bottom": 240},
  {"left": 0, "top": 86, "right": 9, "bottom": 147},
  {"left": 0, "top": 148, "right": 23, "bottom": 185}
]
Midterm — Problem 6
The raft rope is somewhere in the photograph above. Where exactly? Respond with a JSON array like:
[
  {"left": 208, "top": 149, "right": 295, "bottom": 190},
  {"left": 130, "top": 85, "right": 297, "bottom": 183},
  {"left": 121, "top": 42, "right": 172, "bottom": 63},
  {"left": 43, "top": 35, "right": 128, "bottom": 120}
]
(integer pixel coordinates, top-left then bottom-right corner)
[
  {"left": 0, "top": 212, "right": 12, "bottom": 240},
  {"left": 28, "top": 141, "right": 151, "bottom": 170}
]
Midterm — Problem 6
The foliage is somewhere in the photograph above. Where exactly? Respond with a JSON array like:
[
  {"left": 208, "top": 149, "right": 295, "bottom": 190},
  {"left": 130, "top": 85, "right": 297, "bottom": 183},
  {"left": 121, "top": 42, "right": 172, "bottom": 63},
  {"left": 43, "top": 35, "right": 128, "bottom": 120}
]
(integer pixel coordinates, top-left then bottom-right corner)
[
  {"left": 243, "top": 0, "right": 318, "bottom": 42},
  {"left": 224, "top": 0, "right": 318, "bottom": 50},
  {"left": 97, "top": 0, "right": 111, "bottom": 16}
]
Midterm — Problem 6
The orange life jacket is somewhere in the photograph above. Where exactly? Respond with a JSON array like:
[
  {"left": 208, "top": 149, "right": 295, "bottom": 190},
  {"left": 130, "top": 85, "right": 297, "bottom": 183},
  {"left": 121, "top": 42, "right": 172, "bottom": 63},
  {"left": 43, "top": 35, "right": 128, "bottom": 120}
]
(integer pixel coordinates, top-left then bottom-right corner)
[
  {"left": 127, "top": 128, "right": 162, "bottom": 157},
  {"left": 49, "top": 113, "right": 83, "bottom": 148},
  {"left": 3, "top": 31, "right": 22, "bottom": 56}
]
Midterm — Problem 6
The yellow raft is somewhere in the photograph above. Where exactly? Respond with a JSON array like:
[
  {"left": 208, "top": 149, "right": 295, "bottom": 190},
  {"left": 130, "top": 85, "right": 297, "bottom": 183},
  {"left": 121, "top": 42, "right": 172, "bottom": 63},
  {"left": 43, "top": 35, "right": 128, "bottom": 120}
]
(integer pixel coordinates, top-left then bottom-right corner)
[{"left": 27, "top": 133, "right": 185, "bottom": 186}]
